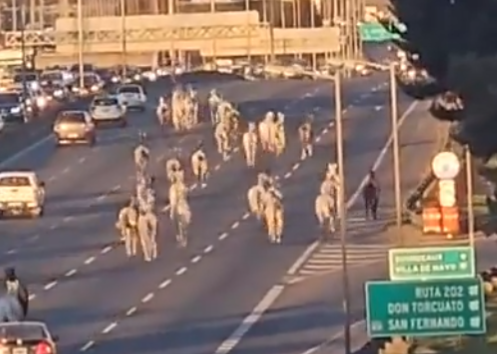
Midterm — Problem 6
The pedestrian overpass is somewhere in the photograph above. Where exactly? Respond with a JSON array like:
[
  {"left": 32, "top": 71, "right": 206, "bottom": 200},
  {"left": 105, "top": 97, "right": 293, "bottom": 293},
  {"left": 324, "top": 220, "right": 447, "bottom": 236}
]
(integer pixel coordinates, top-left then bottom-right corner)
[{"left": 2, "top": 11, "right": 340, "bottom": 63}]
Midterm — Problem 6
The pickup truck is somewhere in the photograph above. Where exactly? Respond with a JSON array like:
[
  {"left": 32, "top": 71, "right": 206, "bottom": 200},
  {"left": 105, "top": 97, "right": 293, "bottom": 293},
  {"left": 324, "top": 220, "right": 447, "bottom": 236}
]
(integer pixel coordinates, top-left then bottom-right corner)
[{"left": 0, "top": 171, "right": 45, "bottom": 218}]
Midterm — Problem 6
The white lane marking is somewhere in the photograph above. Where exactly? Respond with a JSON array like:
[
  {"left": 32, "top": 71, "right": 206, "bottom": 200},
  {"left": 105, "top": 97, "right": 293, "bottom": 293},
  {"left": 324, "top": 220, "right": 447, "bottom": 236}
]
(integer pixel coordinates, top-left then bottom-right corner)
[
  {"left": 191, "top": 255, "right": 202, "bottom": 263},
  {"left": 126, "top": 307, "right": 137, "bottom": 316},
  {"left": 204, "top": 245, "right": 214, "bottom": 253},
  {"left": 80, "top": 341, "right": 95, "bottom": 352},
  {"left": 211, "top": 100, "right": 420, "bottom": 354},
  {"left": 101, "top": 322, "right": 117, "bottom": 334},
  {"left": 214, "top": 286, "right": 285, "bottom": 354},
  {"left": 65, "top": 269, "right": 78, "bottom": 277},
  {"left": 84, "top": 256, "right": 96, "bottom": 265},
  {"left": 101, "top": 246, "right": 112, "bottom": 254},
  {"left": 159, "top": 279, "right": 172, "bottom": 289},
  {"left": 0, "top": 134, "right": 52, "bottom": 168},
  {"left": 43, "top": 281, "right": 57, "bottom": 290},
  {"left": 219, "top": 232, "right": 229, "bottom": 240},
  {"left": 141, "top": 293, "right": 154, "bottom": 303},
  {"left": 176, "top": 267, "right": 187, "bottom": 275}
]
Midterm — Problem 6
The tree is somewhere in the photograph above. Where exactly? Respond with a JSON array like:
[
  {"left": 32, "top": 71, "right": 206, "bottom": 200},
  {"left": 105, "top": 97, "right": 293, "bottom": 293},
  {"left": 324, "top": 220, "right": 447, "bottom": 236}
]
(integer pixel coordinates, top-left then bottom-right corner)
[{"left": 385, "top": 0, "right": 497, "bottom": 157}]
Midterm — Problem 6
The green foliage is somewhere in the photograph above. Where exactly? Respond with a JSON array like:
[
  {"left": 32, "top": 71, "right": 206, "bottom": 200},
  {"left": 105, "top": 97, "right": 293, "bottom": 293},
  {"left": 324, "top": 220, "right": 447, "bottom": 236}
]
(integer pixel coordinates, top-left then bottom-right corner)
[{"left": 386, "top": 0, "right": 497, "bottom": 156}]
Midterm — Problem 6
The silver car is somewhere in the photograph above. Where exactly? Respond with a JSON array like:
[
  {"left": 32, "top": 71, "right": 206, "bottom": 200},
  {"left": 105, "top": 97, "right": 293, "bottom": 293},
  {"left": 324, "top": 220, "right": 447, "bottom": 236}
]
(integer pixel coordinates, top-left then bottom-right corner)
[{"left": 90, "top": 96, "right": 126, "bottom": 127}]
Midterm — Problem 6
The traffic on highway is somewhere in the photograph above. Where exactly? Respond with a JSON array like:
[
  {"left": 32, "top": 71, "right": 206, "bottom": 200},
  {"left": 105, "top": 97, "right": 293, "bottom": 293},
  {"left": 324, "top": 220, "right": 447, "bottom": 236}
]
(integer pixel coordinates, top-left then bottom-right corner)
[{"left": 0, "top": 61, "right": 421, "bottom": 354}]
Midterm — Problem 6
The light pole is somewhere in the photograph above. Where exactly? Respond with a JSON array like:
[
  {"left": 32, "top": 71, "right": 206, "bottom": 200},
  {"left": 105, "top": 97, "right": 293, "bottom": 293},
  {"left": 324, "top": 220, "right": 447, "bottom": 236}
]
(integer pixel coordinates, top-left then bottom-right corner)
[
  {"left": 334, "top": 69, "right": 352, "bottom": 354},
  {"left": 325, "top": 59, "right": 403, "bottom": 236},
  {"left": 120, "top": 0, "right": 127, "bottom": 78},
  {"left": 389, "top": 62, "right": 403, "bottom": 241},
  {"left": 77, "top": 0, "right": 84, "bottom": 88},
  {"left": 465, "top": 147, "right": 475, "bottom": 248}
]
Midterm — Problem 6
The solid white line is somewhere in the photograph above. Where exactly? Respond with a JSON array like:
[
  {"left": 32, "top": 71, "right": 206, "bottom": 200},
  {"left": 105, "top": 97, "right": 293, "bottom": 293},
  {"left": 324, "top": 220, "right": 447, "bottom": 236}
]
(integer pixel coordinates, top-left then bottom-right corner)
[
  {"left": 0, "top": 134, "right": 52, "bottom": 168},
  {"left": 212, "top": 99, "right": 420, "bottom": 354},
  {"left": 214, "top": 285, "right": 285, "bottom": 354}
]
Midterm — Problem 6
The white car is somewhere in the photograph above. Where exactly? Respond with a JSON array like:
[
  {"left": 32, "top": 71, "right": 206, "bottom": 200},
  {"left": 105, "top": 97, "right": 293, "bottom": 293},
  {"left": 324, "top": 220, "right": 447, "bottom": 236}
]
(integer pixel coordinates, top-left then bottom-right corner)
[
  {"left": 0, "top": 171, "right": 45, "bottom": 218},
  {"left": 116, "top": 84, "right": 147, "bottom": 111},
  {"left": 90, "top": 96, "right": 126, "bottom": 127}
]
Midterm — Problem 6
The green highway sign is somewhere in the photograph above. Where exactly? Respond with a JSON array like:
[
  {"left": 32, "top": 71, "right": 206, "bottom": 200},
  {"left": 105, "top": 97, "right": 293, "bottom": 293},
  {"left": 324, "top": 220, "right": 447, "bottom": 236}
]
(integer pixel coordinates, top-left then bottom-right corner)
[
  {"left": 365, "top": 278, "right": 486, "bottom": 338},
  {"left": 388, "top": 246, "right": 475, "bottom": 281},
  {"left": 359, "top": 22, "right": 400, "bottom": 42}
]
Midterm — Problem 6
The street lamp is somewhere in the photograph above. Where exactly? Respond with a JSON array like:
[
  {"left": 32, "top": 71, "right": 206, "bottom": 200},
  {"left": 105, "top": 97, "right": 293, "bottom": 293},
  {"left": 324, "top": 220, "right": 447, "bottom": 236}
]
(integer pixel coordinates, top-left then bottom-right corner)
[
  {"left": 334, "top": 69, "right": 352, "bottom": 354},
  {"left": 77, "top": 0, "right": 84, "bottom": 88},
  {"left": 324, "top": 59, "right": 403, "bottom": 239},
  {"left": 302, "top": 60, "right": 401, "bottom": 354},
  {"left": 120, "top": 0, "right": 127, "bottom": 78}
]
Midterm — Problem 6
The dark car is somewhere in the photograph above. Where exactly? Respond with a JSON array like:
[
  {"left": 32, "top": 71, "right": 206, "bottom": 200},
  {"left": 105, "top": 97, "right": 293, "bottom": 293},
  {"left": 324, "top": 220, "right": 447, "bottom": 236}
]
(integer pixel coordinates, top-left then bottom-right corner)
[
  {"left": 0, "top": 321, "right": 58, "bottom": 354},
  {"left": 0, "top": 91, "right": 27, "bottom": 124}
]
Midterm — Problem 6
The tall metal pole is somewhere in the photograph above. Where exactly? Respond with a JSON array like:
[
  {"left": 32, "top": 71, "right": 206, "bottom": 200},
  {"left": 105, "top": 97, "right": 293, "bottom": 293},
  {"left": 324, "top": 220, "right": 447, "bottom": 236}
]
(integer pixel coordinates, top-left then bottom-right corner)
[
  {"left": 38, "top": 0, "right": 45, "bottom": 29},
  {"left": 245, "top": 0, "right": 251, "bottom": 62},
  {"left": 12, "top": 0, "right": 18, "bottom": 31},
  {"left": 20, "top": 0, "right": 27, "bottom": 101},
  {"left": 120, "top": 0, "right": 127, "bottom": 77},
  {"left": 465, "top": 147, "right": 475, "bottom": 249},
  {"left": 210, "top": 0, "right": 215, "bottom": 12},
  {"left": 77, "top": 0, "right": 84, "bottom": 88},
  {"left": 310, "top": 0, "right": 316, "bottom": 71},
  {"left": 389, "top": 63, "right": 403, "bottom": 242},
  {"left": 29, "top": 0, "right": 35, "bottom": 28},
  {"left": 335, "top": 70, "right": 351, "bottom": 354},
  {"left": 280, "top": 0, "right": 285, "bottom": 28},
  {"left": 268, "top": 0, "right": 275, "bottom": 62}
]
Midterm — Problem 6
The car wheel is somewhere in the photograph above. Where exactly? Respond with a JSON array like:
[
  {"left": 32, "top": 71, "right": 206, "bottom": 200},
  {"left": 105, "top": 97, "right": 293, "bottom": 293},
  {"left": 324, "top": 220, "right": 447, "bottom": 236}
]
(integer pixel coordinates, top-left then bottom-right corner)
[{"left": 120, "top": 119, "right": 127, "bottom": 128}]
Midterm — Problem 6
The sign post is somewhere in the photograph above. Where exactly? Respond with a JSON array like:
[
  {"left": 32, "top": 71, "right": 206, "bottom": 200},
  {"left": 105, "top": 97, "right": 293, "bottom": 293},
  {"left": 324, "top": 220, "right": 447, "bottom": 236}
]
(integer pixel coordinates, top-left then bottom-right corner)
[
  {"left": 365, "top": 278, "right": 486, "bottom": 338},
  {"left": 388, "top": 246, "right": 475, "bottom": 281}
]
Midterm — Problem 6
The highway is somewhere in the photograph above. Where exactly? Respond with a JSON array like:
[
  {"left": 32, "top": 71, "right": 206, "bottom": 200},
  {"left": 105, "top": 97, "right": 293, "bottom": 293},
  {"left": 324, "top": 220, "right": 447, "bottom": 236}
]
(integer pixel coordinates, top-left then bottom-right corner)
[{"left": 0, "top": 72, "right": 413, "bottom": 354}]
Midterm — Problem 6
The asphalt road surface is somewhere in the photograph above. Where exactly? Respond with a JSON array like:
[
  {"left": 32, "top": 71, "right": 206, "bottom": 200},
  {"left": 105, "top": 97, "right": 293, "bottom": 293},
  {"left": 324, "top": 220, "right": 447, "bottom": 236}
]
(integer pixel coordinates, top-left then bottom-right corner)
[{"left": 0, "top": 72, "right": 415, "bottom": 354}]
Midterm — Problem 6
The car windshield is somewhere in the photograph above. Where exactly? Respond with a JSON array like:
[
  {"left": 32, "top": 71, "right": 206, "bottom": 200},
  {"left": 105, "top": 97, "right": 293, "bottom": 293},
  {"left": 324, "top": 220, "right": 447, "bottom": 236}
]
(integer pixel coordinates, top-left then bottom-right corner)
[
  {"left": 118, "top": 86, "right": 140, "bottom": 94},
  {"left": 0, "top": 93, "right": 19, "bottom": 105},
  {"left": 94, "top": 97, "right": 118, "bottom": 106},
  {"left": 0, "top": 176, "right": 30, "bottom": 187},
  {"left": 58, "top": 112, "right": 86, "bottom": 124},
  {"left": 41, "top": 72, "right": 62, "bottom": 81},
  {"left": 0, "top": 324, "right": 46, "bottom": 341},
  {"left": 13, "top": 73, "right": 37, "bottom": 83}
]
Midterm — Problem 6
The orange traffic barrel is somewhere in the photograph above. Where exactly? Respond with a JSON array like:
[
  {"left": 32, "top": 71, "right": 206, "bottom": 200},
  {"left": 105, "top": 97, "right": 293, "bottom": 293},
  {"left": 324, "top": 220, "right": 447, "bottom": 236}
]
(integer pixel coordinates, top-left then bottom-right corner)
[
  {"left": 441, "top": 206, "right": 460, "bottom": 238},
  {"left": 422, "top": 206, "right": 442, "bottom": 234}
]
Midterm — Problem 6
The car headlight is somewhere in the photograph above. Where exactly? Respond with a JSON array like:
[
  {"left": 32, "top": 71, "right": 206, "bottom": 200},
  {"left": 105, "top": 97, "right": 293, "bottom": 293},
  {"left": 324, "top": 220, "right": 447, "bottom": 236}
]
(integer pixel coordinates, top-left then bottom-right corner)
[
  {"left": 91, "top": 85, "right": 99, "bottom": 91},
  {"left": 36, "top": 97, "right": 47, "bottom": 107},
  {"left": 134, "top": 74, "right": 141, "bottom": 81},
  {"left": 10, "top": 106, "right": 21, "bottom": 114},
  {"left": 148, "top": 73, "right": 157, "bottom": 81},
  {"left": 54, "top": 89, "right": 63, "bottom": 97},
  {"left": 30, "top": 81, "right": 39, "bottom": 90},
  {"left": 111, "top": 76, "right": 120, "bottom": 83}
]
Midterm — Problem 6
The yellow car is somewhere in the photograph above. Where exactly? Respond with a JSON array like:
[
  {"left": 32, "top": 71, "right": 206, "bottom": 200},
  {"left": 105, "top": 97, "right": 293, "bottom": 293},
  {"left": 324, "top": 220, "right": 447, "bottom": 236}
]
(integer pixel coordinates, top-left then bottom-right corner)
[{"left": 53, "top": 110, "right": 96, "bottom": 146}]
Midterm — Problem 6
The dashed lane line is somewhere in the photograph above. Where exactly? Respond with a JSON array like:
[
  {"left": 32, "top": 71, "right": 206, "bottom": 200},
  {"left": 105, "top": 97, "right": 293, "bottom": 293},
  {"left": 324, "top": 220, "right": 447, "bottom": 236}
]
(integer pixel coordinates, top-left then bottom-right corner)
[{"left": 77, "top": 96, "right": 368, "bottom": 351}]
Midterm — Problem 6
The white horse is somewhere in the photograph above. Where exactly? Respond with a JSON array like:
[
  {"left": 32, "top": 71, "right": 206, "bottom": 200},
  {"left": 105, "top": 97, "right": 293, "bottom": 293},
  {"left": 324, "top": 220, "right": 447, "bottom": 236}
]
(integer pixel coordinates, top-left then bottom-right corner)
[
  {"left": 315, "top": 193, "right": 336, "bottom": 236},
  {"left": 298, "top": 122, "right": 313, "bottom": 159},
  {"left": 242, "top": 124, "right": 258, "bottom": 167},
  {"left": 214, "top": 122, "right": 230, "bottom": 160},
  {"left": 262, "top": 189, "right": 284, "bottom": 243},
  {"left": 258, "top": 114, "right": 273, "bottom": 152},
  {"left": 247, "top": 184, "right": 266, "bottom": 219},
  {"left": 168, "top": 181, "right": 188, "bottom": 219},
  {"left": 173, "top": 198, "right": 192, "bottom": 247},
  {"left": 191, "top": 151, "right": 208, "bottom": 186}
]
